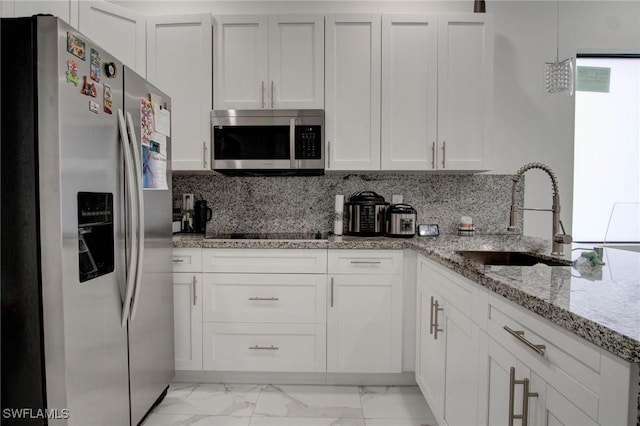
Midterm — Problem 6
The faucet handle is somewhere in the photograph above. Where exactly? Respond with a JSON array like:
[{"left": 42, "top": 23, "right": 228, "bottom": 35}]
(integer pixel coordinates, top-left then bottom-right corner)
[{"left": 554, "top": 233, "right": 573, "bottom": 244}]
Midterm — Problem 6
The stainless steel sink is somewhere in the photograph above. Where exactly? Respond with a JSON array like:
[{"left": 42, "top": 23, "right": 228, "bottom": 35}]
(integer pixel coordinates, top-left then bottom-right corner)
[{"left": 456, "top": 250, "right": 572, "bottom": 267}]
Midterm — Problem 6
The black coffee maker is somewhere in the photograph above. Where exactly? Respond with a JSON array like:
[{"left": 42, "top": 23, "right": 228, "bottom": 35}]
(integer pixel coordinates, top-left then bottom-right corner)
[{"left": 193, "top": 200, "right": 212, "bottom": 234}]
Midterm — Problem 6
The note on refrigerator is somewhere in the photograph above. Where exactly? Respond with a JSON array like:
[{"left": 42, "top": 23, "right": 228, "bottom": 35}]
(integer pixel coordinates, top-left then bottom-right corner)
[{"left": 155, "top": 109, "right": 170, "bottom": 137}]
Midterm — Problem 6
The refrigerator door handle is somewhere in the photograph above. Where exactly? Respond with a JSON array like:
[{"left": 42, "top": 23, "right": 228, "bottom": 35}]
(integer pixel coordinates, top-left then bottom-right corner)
[
  {"left": 126, "top": 112, "right": 145, "bottom": 322},
  {"left": 117, "top": 109, "right": 139, "bottom": 327}
]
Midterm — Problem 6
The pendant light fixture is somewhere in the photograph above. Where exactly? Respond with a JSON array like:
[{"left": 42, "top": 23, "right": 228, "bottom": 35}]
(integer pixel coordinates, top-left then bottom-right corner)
[{"left": 545, "top": 0, "right": 574, "bottom": 95}]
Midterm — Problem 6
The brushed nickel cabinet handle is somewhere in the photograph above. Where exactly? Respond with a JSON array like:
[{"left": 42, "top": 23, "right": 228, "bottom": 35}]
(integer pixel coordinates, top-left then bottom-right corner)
[
  {"left": 330, "top": 277, "right": 334, "bottom": 308},
  {"left": 504, "top": 326, "right": 546, "bottom": 356},
  {"left": 441, "top": 141, "right": 446, "bottom": 169},
  {"left": 172, "top": 258, "right": 185, "bottom": 263},
  {"left": 248, "top": 297, "right": 279, "bottom": 301},
  {"left": 261, "top": 81, "right": 265, "bottom": 108},
  {"left": 433, "top": 298, "right": 443, "bottom": 340},
  {"left": 249, "top": 345, "right": 279, "bottom": 350},
  {"left": 429, "top": 295, "right": 435, "bottom": 335},
  {"left": 431, "top": 142, "right": 436, "bottom": 169},
  {"left": 327, "top": 141, "right": 331, "bottom": 169},
  {"left": 271, "top": 81, "right": 275, "bottom": 108},
  {"left": 203, "top": 141, "right": 208, "bottom": 169},
  {"left": 508, "top": 367, "right": 538, "bottom": 426},
  {"left": 192, "top": 275, "right": 197, "bottom": 306},
  {"left": 349, "top": 260, "right": 382, "bottom": 264}
]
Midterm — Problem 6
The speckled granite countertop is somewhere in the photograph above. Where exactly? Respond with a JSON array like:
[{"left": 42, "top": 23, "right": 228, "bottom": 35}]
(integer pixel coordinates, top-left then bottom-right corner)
[{"left": 173, "top": 233, "right": 640, "bottom": 364}]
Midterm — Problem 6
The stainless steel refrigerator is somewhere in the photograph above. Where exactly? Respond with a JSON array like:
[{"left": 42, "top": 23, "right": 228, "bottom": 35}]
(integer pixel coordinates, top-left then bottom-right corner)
[{"left": 1, "top": 16, "right": 174, "bottom": 425}]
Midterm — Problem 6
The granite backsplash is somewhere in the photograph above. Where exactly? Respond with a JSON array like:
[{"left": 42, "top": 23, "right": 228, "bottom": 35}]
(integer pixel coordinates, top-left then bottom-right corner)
[{"left": 173, "top": 173, "right": 524, "bottom": 235}]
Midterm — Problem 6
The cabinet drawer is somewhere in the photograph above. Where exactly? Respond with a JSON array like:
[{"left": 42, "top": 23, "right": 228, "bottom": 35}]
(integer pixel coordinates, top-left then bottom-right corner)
[
  {"left": 172, "top": 248, "right": 202, "bottom": 272},
  {"left": 202, "top": 274, "right": 326, "bottom": 323},
  {"left": 488, "top": 295, "right": 601, "bottom": 421},
  {"left": 328, "top": 250, "right": 403, "bottom": 274},
  {"left": 202, "top": 249, "right": 327, "bottom": 274},
  {"left": 202, "top": 323, "right": 326, "bottom": 372}
]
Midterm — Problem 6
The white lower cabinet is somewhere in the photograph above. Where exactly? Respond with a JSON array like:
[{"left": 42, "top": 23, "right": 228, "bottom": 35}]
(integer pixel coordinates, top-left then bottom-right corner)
[
  {"left": 172, "top": 249, "right": 203, "bottom": 371},
  {"left": 486, "top": 293, "right": 636, "bottom": 426},
  {"left": 487, "top": 337, "right": 597, "bottom": 426},
  {"left": 327, "top": 250, "right": 403, "bottom": 373},
  {"left": 416, "top": 255, "right": 637, "bottom": 426},
  {"left": 202, "top": 323, "right": 326, "bottom": 372},
  {"left": 415, "top": 255, "right": 485, "bottom": 426},
  {"left": 202, "top": 273, "right": 326, "bottom": 324},
  {"left": 200, "top": 248, "right": 328, "bottom": 373}
]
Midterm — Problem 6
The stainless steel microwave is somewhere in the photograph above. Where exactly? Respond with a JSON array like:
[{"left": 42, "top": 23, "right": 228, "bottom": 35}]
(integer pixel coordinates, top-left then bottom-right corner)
[{"left": 211, "top": 109, "right": 324, "bottom": 175}]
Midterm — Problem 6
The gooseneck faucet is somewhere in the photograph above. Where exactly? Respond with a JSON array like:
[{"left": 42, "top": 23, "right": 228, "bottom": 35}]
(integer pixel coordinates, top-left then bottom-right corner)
[{"left": 508, "top": 163, "right": 572, "bottom": 257}]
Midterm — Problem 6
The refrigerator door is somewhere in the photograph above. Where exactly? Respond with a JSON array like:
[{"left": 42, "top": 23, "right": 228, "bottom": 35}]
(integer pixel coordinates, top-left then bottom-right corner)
[
  {"left": 38, "top": 17, "right": 131, "bottom": 425},
  {"left": 123, "top": 66, "right": 175, "bottom": 425}
]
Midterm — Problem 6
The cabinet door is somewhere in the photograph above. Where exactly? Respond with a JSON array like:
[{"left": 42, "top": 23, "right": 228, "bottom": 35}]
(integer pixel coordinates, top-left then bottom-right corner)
[
  {"left": 381, "top": 14, "right": 438, "bottom": 171},
  {"left": 543, "top": 383, "right": 598, "bottom": 426},
  {"left": 213, "top": 15, "right": 268, "bottom": 109},
  {"left": 78, "top": 1, "right": 145, "bottom": 74},
  {"left": 442, "top": 297, "right": 482, "bottom": 426},
  {"left": 486, "top": 337, "right": 595, "bottom": 426},
  {"left": 415, "top": 280, "right": 445, "bottom": 417},
  {"left": 327, "top": 274, "right": 402, "bottom": 373},
  {"left": 173, "top": 273, "right": 202, "bottom": 371},
  {"left": 437, "top": 14, "right": 493, "bottom": 171},
  {"left": 325, "top": 15, "right": 381, "bottom": 171},
  {"left": 268, "top": 15, "right": 324, "bottom": 109},
  {"left": 5, "top": 0, "right": 78, "bottom": 28},
  {"left": 147, "top": 13, "right": 212, "bottom": 171},
  {"left": 487, "top": 337, "right": 522, "bottom": 426}
]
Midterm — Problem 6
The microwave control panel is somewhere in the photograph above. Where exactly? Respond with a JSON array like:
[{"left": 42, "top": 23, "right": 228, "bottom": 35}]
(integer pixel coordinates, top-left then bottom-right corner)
[{"left": 295, "top": 125, "right": 322, "bottom": 159}]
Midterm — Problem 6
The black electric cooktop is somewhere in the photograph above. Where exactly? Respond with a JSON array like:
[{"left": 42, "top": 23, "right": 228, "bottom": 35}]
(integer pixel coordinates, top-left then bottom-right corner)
[{"left": 205, "top": 231, "right": 330, "bottom": 240}]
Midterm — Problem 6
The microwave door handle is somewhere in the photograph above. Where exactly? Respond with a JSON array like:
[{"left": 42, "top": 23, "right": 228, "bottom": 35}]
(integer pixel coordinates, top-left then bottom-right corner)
[{"left": 290, "top": 118, "right": 297, "bottom": 169}]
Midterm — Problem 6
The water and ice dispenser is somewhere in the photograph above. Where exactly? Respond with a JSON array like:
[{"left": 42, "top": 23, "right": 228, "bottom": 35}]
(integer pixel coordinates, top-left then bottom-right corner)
[{"left": 77, "top": 192, "right": 114, "bottom": 282}]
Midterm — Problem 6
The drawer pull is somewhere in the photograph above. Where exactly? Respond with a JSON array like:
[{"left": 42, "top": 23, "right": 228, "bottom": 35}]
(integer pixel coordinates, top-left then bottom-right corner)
[
  {"left": 249, "top": 345, "right": 279, "bottom": 350},
  {"left": 248, "top": 297, "right": 279, "bottom": 301},
  {"left": 172, "top": 258, "right": 185, "bottom": 263},
  {"left": 349, "top": 260, "right": 383, "bottom": 264},
  {"left": 503, "top": 326, "right": 546, "bottom": 356},
  {"left": 508, "top": 367, "right": 538, "bottom": 426}
]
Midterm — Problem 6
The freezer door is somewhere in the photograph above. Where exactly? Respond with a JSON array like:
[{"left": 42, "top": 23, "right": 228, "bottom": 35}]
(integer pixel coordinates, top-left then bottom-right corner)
[
  {"left": 36, "top": 17, "right": 131, "bottom": 425},
  {"left": 123, "top": 66, "right": 175, "bottom": 425}
]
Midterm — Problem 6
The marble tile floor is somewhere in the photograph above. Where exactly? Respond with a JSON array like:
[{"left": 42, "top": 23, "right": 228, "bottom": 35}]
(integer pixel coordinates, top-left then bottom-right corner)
[{"left": 142, "top": 383, "right": 438, "bottom": 426}]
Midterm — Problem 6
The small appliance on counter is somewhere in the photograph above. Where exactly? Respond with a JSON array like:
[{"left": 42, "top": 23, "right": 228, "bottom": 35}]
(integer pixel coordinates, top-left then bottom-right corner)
[
  {"left": 180, "top": 193, "right": 195, "bottom": 232},
  {"left": 386, "top": 204, "right": 417, "bottom": 238},
  {"left": 194, "top": 200, "right": 212, "bottom": 234},
  {"left": 345, "top": 191, "right": 389, "bottom": 236}
]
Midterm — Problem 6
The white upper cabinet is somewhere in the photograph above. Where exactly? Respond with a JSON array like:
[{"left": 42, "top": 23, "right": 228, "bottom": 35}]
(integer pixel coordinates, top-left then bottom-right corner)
[
  {"left": 269, "top": 15, "right": 324, "bottom": 109},
  {"left": 214, "top": 15, "right": 324, "bottom": 110},
  {"left": 147, "top": 13, "right": 213, "bottom": 172},
  {"left": 331, "top": 13, "right": 492, "bottom": 172},
  {"left": 3, "top": 0, "right": 78, "bottom": 28},
  {"left": 381, "top": 14, "right": 438, "bottom": 171},
  {"left": 213, "top": 15, "right": 268, "bottom": 110},
  {"left": 78, "top": 1, "right": 145, "bottom": 75},
  {"left": 436, "top": 14, "right": 493, "bottom": 171},
  {"left": 325, "top": 15, "right": 382, "bottom": 171}
]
